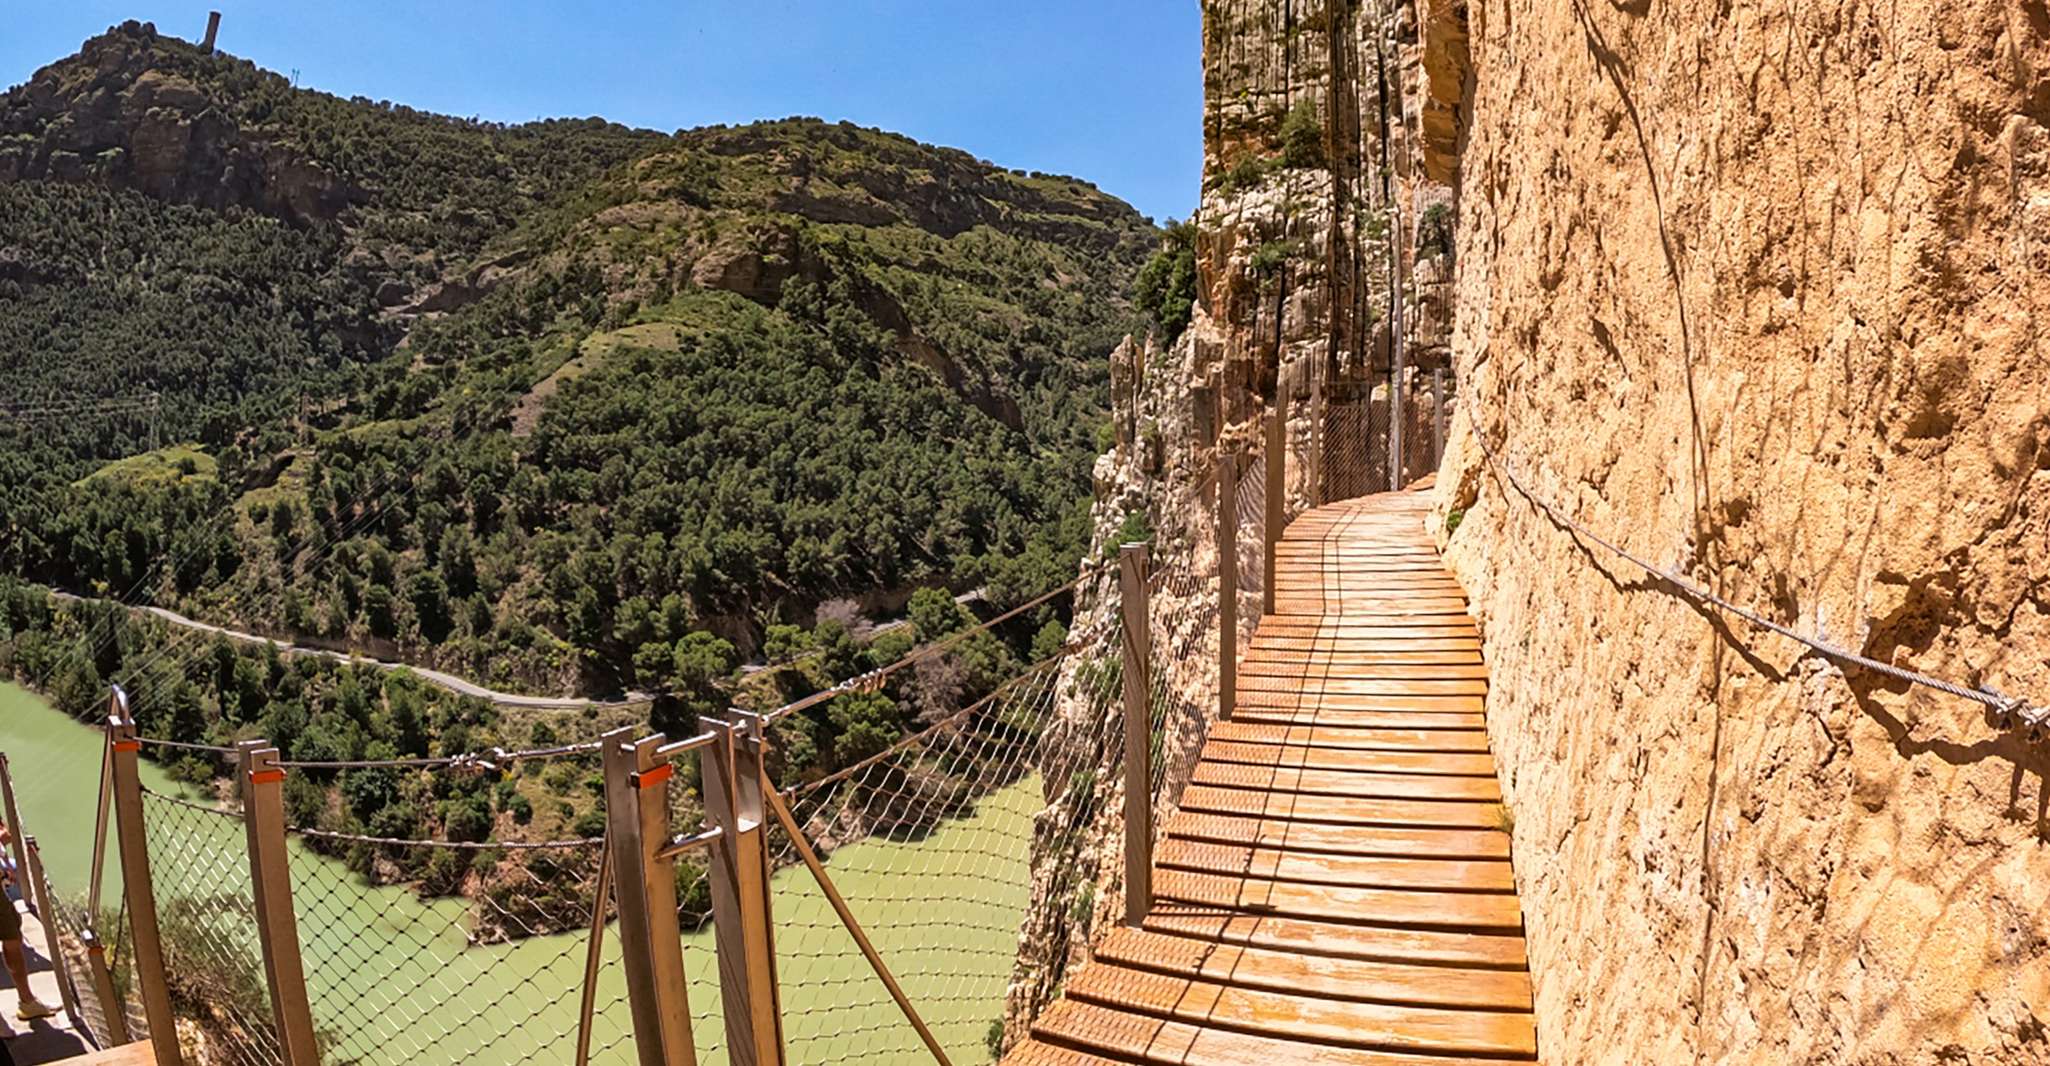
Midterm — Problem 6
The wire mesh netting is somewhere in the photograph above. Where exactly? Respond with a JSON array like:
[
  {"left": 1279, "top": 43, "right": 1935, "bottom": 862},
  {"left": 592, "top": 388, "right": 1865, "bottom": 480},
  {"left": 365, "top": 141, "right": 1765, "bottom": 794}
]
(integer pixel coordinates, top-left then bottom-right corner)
[
  {"left": 663, "top": 769, "right": 727, "bottom": 1064},
  {"left": 138, "top": 788, "right": 283, "bottom": 1066},
  {"left": 287, "top": 832, "right": 633, "bottom": 1066},
  {"left": 1144, "top": 553, "right": 1218, "bottom": 826},
  {"left": 39, "top": 876, "right": 145, "bottom": 1051},
  {"left": 662, "top": 613, "right": 1118, "bottom": 1065}
]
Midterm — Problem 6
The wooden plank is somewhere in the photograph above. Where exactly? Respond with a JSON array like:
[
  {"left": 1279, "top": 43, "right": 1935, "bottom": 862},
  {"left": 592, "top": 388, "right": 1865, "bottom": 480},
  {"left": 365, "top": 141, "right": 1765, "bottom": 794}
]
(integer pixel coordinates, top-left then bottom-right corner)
[
  {"left": 1178, "top": 785, "right": 1502, "bottom": 829},
  {"left": 1213, "top": 721, "right": 1492, "bottom": 746},
  {"left": 999, "top": 1036, "right": 1125, "bottom": 1065},
  {"left": 1152, "top": 870, "right": 1525, "bottom": 931},
  {"left": 1096, "top": 927, "right": 1534, "bottom": 1012},
  {"left": 1255, "top": 620, "right": 1480, "bottom": 635},
  {"left": 1235, "top": 661, "right": 1491, "bottom": 681},
  {"left": 1267, "top": 606, "right": 1474, "bottom": 620},
  {"left": 1202, "top": 739, "right": 1498, "bottom": 775},
  {"left": 1246, "top": 638, "right": 1482, "bottom": 655},
  {"left": 1189, "top": 762, "right": 1501, "bottom": 801},
  {"left": 1028, "top": 1000, "right": 1516, "bottom": 1066},
  {"left": 1161, "top": 811, "right": 1511, "bottom": 860},
  {"left": 1144, "top": 908, "right": 1529, "bottom": 971},
  {"left": 1237, "top": 678, "right": 1489, "bottom": 699},
  {"left": 1063, "top": 963, "right": 1539, "bottom": 1058},
  {"left": 1209, "top": 720, "right": 1492, "bottom": 747},
  {"left": 1233, "top": 692, "right": 1486, "bottom": 714},
  {"left": 1154, "top": 839, "right": 1517, "bottom": 892},
  {"left": 57, "top": 1044, "right": 161, "bottom": 1065},
  {"left": 1226, "top": 707, "right": 1493, "bottom": 731}
]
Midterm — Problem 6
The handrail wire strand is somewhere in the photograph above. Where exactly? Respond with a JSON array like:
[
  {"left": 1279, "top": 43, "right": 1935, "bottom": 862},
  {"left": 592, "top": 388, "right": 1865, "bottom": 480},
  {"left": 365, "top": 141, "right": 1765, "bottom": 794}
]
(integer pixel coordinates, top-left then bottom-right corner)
[
  {"left": 740, "top": 594, "right": 1125, "bottom": 1063},
  {"left": 1464, "top": 406, "right": 2044, "bottom": 727},
  {"left": 286, "top": 830, "right": 631, "bottom": 1066},
  {"left": 137, "top": 788, "right": 285, "bottom": 1066}
]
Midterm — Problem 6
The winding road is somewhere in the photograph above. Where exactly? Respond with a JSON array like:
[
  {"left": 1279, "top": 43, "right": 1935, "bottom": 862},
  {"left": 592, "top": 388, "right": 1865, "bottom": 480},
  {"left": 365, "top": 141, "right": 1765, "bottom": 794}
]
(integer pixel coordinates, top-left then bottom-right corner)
[
  {"left": 47, "top": 584, "right": 986, "bottom": 711},
  {"left": 47, "top": 590, "right": 649, "bottom": 711}
]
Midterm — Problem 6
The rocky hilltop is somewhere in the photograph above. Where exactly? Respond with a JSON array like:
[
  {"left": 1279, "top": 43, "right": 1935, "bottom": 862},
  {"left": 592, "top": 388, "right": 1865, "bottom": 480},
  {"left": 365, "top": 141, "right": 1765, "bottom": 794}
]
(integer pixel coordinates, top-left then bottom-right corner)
[{"left": 1008, "top": 1, "right": 2048, "bottom": 1062}]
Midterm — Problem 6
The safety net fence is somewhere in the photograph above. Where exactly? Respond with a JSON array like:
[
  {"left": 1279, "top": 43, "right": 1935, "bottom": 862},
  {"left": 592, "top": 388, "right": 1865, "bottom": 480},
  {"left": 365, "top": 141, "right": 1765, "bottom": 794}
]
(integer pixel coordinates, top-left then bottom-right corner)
[
  {"left": 281, "top": 765, "right": 634, "bottom": 1066},
  {"left": 631, "top": 577, "right": 1120, "bottom": 1064},
  {"left": 138, "top": 787, "right": 284, "bottom": 1066}
]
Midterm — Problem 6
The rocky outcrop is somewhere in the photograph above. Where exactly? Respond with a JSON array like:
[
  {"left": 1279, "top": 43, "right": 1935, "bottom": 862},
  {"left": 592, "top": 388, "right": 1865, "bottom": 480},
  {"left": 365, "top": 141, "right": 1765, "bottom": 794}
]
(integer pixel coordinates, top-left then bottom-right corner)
[
  {"left": 1433, "top": 0, "right": 2050, "bottom": 1062},
  {"left": 0, "top": 22, "right": 363, "bottom": 225}
]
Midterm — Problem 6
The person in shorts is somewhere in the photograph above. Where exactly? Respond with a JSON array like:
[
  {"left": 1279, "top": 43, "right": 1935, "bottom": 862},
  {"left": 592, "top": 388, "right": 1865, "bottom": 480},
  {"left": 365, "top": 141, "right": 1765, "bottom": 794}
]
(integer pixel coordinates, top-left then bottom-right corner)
[{"left": 0, "top": 822, "right": 57, "bottom": 1033}]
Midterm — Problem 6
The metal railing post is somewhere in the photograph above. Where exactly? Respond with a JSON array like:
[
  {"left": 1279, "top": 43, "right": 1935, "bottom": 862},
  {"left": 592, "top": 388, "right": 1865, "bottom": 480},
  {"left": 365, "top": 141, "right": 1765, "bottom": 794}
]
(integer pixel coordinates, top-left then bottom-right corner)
[
  {"left": 700, "top": 715, "right": 786, "bottom": 1066},
  {"left": 21, "top": 838, "right": 84, "bottom": 1033},
  {"left": 601, "top": 728, "right": 698, "bottom": 1066},
  {"left": 1264, "top": 396, "right": 1285, "bottom": 615},
  {"left": 237, "top": 743, "right": 320, "bottom": 1065},
  {"left": 1432, "top": 367, "right": 1447, "bottom": 468},
  {"left": 1217, "top": 447, "right": 1238, "bottom": 723},
  {"left": 1117, "top": 544, "right": 1154, "bottom": 925},
  {"left": 106, "top": 700, "right": 184, "bottom": 1065}
]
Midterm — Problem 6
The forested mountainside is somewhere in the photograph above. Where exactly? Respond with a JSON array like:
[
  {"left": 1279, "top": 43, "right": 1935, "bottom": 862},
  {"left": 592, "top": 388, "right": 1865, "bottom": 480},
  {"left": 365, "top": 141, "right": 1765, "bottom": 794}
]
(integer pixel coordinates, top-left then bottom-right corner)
[
  {"left": 0, "top": 21, "right": 1158, "bottom": 885},
  {"left": 1, "top": 21, "right": 1153, "bottom": 677}
]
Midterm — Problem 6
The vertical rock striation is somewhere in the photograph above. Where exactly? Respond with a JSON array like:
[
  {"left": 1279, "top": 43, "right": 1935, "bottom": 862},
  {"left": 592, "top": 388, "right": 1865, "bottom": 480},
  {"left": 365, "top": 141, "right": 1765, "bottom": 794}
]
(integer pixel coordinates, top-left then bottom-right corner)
[
  {"left": 1437, "top": 1, "right": 2050, "bottom": 1062},
  {"left": 1008, "top": 1, "right": 2048, "bottom": 1062},
  {"left": 999, "top": 0, "right": 1458, "bottom": 1050}
]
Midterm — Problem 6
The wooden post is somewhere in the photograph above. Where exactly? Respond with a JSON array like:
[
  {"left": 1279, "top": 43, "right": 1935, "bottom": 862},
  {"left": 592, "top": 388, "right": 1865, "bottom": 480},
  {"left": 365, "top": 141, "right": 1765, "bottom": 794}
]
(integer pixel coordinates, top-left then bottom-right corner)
[
  {"left": 1388, "top": 179, "right": 1408, "bottom": 493},
  {"left": 106, "top": 709, "right": 183, "bottom": 1066},
  {"left": 81, "top": 928, "right": 131, "bottom": 1046},
  {"left": 1432, "top": 367, "right": 1447, "bottom": 468},
  {"left": 0, "top": 754, "right": 30, "bottom": 893},
  {"left": 602, "top": 728, "right": 698, "bottom": 1066},
  {"left": 1263, "top": 396, "right": 1284, "bottom": 616},
  {"left": 21, "top": 838, "right": 82, "bottom": 1026},
  {"left": 22, "top": 837, "right": 85, "bottom": 1031},
  {"left": 237, "top": 743, "right": 320, "bottom": 1065},
  {"left": 1216, "top": 447, "right": 1238, "bottom": 724},
  {"left": 700, "top": 715, "right": 785, "bottom": 1066},
  {"left": 1310, "top": 359, "right": 1326, "bottom": 507},
  {"left": 1117, "top": 544, "right": 1154, "bottom": 925}
]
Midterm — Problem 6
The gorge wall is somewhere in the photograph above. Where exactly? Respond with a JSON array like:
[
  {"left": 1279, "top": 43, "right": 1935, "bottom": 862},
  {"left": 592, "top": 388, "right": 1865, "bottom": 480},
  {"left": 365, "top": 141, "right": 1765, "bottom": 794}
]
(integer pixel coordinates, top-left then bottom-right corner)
[
  {"left": 1437, "top": 1, "right": 2050, "bottom": 1062},
  {"left": 1005, "top": 1, "right": 2050, "bottom": 1063}
]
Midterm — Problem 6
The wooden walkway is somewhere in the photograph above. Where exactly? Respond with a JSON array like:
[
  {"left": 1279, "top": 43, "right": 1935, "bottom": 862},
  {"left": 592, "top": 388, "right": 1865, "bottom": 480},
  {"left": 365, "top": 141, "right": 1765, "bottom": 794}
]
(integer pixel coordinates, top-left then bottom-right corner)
[{"left": 1006, "top": 490, "right": 1538, "bottom": 1065}]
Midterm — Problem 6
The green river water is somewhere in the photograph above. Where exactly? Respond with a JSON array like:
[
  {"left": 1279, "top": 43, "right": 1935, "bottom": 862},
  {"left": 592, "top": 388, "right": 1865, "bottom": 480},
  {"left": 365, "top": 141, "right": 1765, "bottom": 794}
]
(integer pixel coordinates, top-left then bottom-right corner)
[{"left": 2, "top": 683, "right": 1030, "bottom": 1064}]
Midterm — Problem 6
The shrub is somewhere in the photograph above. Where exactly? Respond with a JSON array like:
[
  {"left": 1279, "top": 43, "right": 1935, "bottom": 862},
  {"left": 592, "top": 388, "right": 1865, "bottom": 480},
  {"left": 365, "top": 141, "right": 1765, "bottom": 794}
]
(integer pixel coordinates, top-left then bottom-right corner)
[
  {"left": 1132, "top": 221, "right": 1197, "bottom": 344},
  {"left": 1418, "top": 202, "right": 1455, "bottom": 263},
  {"left": 1280, "top": 99, "right": 1323, "bottom": 168},
  {"left": 1250, "top": 239, "right": 1297, "bottom": 280}
]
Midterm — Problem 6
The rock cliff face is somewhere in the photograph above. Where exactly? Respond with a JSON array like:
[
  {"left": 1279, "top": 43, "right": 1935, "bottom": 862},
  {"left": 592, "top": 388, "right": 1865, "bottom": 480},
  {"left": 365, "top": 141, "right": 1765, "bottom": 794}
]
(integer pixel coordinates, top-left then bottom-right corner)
[
  {"left": 1008, "top": 1, "right": 2048, "bottom": 1062},
  {"left": 1436, "top": 1, "right": 2050, "bottom": 1062},
  {"left": 0, "top": 22, "right": 363, "bottom": 224},
  {"left": 1001, "top": 0, "right": 1454, "bottom": 1049}
]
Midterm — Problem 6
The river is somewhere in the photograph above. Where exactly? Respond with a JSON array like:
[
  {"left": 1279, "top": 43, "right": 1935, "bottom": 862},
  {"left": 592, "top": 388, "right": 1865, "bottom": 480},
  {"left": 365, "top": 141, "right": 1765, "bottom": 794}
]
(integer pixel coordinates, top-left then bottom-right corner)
[{"left": 2, "top": 683, "right": 1032, "bottom": 1064}]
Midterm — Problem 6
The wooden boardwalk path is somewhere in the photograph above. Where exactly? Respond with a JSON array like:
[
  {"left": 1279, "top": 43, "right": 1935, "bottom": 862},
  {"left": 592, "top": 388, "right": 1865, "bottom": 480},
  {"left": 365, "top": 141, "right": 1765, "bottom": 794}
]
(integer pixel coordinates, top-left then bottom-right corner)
[{"left": 1006, "top": 489, "right": 1538, "bottom": 1065}]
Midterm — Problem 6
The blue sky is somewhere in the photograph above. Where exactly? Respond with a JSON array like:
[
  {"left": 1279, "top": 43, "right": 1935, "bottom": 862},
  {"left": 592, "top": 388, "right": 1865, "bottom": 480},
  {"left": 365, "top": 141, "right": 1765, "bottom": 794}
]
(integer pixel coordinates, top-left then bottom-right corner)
[{"left": 3, "top": 2, "right": 1203, "bottom": 223}]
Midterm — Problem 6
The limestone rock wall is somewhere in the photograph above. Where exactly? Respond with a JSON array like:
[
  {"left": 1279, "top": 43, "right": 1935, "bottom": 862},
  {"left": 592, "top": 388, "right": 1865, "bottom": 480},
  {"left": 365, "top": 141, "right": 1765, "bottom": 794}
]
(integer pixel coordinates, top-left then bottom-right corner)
[
  {"left": 1001, "top": 2, "right": 1456, "bottom": 1048},
  {"left": 1437, "top": 1, "right": 2050, "bottom": 1061}
]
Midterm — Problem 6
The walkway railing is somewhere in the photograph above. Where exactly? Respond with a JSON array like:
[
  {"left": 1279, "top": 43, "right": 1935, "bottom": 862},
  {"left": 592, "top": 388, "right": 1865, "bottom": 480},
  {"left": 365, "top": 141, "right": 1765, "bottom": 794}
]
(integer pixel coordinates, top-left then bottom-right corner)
[{"left": 26, "top": 367, "right": 1436, "bottom": 1066}]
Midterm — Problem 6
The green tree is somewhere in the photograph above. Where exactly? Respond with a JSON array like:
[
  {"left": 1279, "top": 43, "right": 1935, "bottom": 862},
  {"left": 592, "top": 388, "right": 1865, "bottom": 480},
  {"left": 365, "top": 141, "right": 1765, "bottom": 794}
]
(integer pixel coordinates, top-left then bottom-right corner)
[
  {"left": 1132, "top": 221, "right": 1197, "bottom": 344},
  {"left": 1281, "top": 98, "right": 1323, "bottom": 168}
]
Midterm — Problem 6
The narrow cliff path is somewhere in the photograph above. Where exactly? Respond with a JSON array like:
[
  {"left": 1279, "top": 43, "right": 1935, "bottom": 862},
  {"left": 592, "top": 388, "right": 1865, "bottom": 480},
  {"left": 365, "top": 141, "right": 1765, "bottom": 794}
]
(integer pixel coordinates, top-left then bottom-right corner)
[{"left": 1007, "top": 489, "right": 1540, "bottom": 1065}]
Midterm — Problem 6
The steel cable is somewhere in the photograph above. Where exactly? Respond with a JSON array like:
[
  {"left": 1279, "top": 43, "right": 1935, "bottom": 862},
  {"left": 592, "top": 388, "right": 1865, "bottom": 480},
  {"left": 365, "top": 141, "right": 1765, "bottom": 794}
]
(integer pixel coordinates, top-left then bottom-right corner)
[{"left": 1465, "top": 407, "right": 2045, "bottom": 730}]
